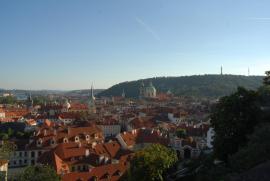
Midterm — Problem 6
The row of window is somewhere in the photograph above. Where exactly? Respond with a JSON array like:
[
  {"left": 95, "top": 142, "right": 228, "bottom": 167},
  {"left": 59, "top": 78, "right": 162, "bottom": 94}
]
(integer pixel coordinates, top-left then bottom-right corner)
[
  {"left": 11, "top": 159, "right": 35, "bottom": 166},
  {"left": 13, "top": 151, "right": 42, "bottom": 158},
  {"left": 71, "top": 165, "right": 89, "bottom": 172}
]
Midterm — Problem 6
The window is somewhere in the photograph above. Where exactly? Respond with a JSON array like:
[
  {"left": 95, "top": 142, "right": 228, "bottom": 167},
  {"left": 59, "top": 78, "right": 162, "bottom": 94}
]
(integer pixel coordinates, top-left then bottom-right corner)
[
  {"left": 31, "top": 151, "right": 35, "bottom": 158},
  {"left": 31, "top": 160, "right": 35, "bottom": 165},
  {"left": 19, "top": 152, "right": 22, "bottom": 157},
  {"left": 24, "top": 152, "right": 27, "bottom": 156},
  {"left": 52, "top": 140, "right": 55, "bottom": 144},
  {"left": 24, "top": 160, "right": 27, "bottom": 164},
  {"left": 19, "top": 160, "right": 22, "bottom": 165},
  {"left": 38, "top": 151, "right": 42, "bottom": 156},
  {"left": 71, "top": 166, "right": 75, "bottom": 172},
  {"left": 13, "top": 161, "right": 17, "bottom": 165}
]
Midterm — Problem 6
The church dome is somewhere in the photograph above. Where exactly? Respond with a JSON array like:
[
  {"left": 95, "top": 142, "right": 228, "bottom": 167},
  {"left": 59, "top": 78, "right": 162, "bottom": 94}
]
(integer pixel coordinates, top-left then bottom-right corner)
[{"left": 147, "top": 82, "right": 156, "bottom": 92}]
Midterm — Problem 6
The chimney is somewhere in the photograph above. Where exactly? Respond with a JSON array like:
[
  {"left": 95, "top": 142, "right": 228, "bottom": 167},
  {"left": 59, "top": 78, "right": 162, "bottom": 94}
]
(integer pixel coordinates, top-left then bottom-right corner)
[
  {"left": 67, "top": 127, "right": 71, "bottom": 135},
  {"left": 44, "top": 129, "right": 47, "bottom": 136},
  {"left": 54, "top": 129, "right": 57, "bottom": 136},
  {"left": 92, "top": 142, "right": 97, "bottom": 148},
  {"left": 85, "top": 149, "right": 90, "bottom": 157}
]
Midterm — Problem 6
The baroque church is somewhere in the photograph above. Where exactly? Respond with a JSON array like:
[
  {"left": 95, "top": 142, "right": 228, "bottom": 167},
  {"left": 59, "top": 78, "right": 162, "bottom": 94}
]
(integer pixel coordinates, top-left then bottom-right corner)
[{"left": 139, "top": 81, "right": 157, "bottom": 98}]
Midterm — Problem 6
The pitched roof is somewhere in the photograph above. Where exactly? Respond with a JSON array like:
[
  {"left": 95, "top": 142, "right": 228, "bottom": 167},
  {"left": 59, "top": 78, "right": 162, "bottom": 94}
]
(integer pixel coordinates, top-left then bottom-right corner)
[
  {"left": 120, "top": 128, "right": 169, "bottom": 147},
  {"left": 61, "top": 162, "right": 128, "bottom": 181}
]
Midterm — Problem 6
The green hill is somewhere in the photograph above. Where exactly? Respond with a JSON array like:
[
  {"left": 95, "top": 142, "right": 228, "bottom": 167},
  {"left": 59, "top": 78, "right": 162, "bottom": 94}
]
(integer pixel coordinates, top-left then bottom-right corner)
[{"left": 98, "top": 75, "right": 264, "bottom": 98}]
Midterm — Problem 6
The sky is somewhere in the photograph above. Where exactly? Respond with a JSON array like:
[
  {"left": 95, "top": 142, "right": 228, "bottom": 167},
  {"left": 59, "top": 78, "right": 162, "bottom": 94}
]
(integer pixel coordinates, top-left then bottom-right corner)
[{"left": 0, "top": 0, "right": 270, "bottom": 90}]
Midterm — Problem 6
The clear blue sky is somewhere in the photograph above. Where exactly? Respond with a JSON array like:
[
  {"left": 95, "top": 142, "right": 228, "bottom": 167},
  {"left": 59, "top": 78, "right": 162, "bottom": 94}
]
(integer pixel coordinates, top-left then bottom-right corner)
[{"left": 0, "top": 0, "right": 270, "bottom": 90}]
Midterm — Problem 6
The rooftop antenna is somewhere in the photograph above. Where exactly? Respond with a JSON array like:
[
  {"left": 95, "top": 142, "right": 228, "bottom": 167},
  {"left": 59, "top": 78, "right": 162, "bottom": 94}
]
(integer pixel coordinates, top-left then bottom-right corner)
[{"left": 248, "top": 67, "right": 250, "bottom": 76}]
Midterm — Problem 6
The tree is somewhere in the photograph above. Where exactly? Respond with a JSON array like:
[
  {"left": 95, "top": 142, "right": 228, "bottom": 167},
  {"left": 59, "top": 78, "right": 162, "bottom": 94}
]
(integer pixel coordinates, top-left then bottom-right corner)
[
  {"left": 263, "top": 70, "right": 270, "bottom": 86},
  {"left": 175, "top": 128, "right": 187, "bottom": 138},
  {"left": 0, "top": 96, "right": 16, "bottom": 104},
  {"left": 17, "top": 165, "right": 60, "bottom": 181},
  {"left": 229, "top": 123, "right": 270, "bottom": 172},
  {"left": 211, "top": 87, "right": 261, "bottom": 161},
  {"left": 128, "top": 144, "right": 177, "bottom": 181},
  {"left": 0, "top": 141, "right": 15, "bottom": 159}
]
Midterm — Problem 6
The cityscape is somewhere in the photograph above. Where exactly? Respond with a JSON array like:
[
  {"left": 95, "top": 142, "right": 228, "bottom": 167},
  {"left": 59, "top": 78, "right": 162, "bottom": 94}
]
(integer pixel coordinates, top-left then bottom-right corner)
[{"left": 1, "top": 1, "right": 270, "bottom": 181}]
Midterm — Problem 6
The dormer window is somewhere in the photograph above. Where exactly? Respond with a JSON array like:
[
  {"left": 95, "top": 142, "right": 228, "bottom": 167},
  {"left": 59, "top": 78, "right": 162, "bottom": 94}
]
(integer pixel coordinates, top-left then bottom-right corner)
[
  {"left": 85, "top": 135, "right": 90, "bottom": 141},
  {"left": 50, "top": 139, "right": 56, "bottom": 145},
  {"left": 70, "top": 157, "right": 75, "bottom": 162},
  {"left": 94, "top": 134, "right": 98, "bottom": 139},
  {"left": 93, "top": 176, "right": 98, "bottom": 181},
  {"left": 63, "top": 138, "right": 69, "bottom": 143},
  {"left": 115, "top": 170, "right": 122, "bottom": 176},
  {"left": 75, "top": 136, "right": 80, "bottom": 142},
  {"left": 37, "top": 138, "right": 42, "bottom": 147},
  {"left": 104, "top": 173, "right": 110, "bottom": 180}
]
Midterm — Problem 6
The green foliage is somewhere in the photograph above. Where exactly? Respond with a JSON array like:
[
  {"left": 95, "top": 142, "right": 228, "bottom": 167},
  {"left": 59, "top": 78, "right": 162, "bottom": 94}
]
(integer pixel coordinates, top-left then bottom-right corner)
[
  {"left": 229, "top": 123, "right": 270, "bottom": 172},
  {"left": 98, "top": 75, "right": 263, "bottom": 98},
  {"left": 128, "top": 144, "right": 177, "bottom": 181},
  {"left": 33, "top": 96, "right": 48, "bottom": 105},
  {"left": 175, "top": 128, "right": 187, "bottom": 138},
  {"left": 0, "top": 141, "right": 15, "bottom": 159},
  {"left": 17, "top": 165, "right": 60, "bottom": 181},
  {"left": 0, "top": 123, "right": 31, "bottom": 139},
  {"left": 210, "top": 87, "right": 261, "bottom": 161},
  {"left": 0, "top": 96, "right": 16, "bottom": 104},
  {"left": 263, "top": 70, "right": 270, "bottom": 86}
]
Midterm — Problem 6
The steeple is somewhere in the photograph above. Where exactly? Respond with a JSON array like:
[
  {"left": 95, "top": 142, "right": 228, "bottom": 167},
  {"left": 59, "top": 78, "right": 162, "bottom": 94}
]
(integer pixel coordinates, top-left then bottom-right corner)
[
  {"left": 122, "top": 89, "right": 126, "bottom": 98},
  {"left": 90, "top": 83, "right": 95, "bottom": 101},
  {"left": 27, "top": 92, "right": 33, "bottom": 109},
  {"left": 88, "top": 83, "right": 96, "bottom": 113}
]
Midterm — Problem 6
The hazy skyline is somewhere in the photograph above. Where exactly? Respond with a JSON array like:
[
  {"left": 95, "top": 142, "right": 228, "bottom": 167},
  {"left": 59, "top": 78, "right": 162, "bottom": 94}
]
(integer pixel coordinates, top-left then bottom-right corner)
[{"left": 1, "top": 0, "right": 270, "bottom": 90}]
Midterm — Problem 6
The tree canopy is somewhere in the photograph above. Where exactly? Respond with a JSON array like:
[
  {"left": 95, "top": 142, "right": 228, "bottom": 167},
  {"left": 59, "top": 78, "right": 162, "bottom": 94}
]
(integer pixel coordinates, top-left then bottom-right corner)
[
  {"left": 128, "top": 144, "right": 177, "bottom": 181},
  {"left": 210, "top": 87, "right": 261, "bottom": 161},
  {"left": 229, "top": 123, "right": 270, "bottom": 172},
  {"left": 17, "top": 165, "right": 60, "bottom": 181},
  {"left": 98, "top": 75, "right": 263, "bottom": 98},
  {"left": 0, "top": 140, "right": 15, "bottom": 159},
  {"left": 263, "top": 70, "right": 270, "bottom": 86}
]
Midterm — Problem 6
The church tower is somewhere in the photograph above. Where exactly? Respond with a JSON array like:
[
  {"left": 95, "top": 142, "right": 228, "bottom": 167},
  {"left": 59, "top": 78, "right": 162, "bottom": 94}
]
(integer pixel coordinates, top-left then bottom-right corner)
[
  {"left": 27, "top": 92, "right": 33, "bottom": 110},
  {"left": 139, "top": 82, "right": 145, "bottom": 99},
  {"left": 122, "top": 89, "right": 126, "bottom": 98},
  {"left": 88, "top": 84, "right": 96, "bottom": 113}
]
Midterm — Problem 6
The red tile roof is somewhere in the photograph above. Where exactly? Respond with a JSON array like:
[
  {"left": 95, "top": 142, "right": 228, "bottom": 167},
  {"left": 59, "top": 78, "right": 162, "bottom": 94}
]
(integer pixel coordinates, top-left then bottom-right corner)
[{"left": 61, "top": 162, "right": 128, "bottom": 181}]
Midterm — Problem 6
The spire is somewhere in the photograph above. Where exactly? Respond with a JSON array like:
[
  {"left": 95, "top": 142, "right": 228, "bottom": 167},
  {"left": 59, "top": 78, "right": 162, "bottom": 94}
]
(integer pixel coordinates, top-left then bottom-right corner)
[
  {"left": 27, "top": 91, "right": 33, "bottom": 108},
  {"left": 122, "top": 89, "right": 126, "bottom": 98},
  {"left": 88, "top": 83, "right": 96, "bottom": 113},
  {"left": 90, "top": 83, "right": 95, "bottom": 100}
]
